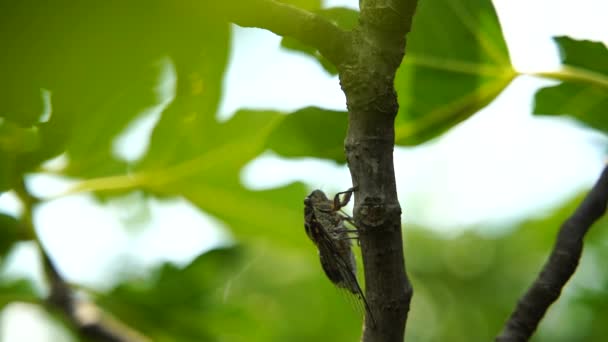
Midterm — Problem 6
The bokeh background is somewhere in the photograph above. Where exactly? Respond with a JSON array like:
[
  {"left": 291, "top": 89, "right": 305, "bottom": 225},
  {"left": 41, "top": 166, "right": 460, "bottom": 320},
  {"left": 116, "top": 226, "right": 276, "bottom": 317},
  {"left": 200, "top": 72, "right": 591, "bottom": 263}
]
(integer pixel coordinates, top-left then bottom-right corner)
[{"left": 1, "top": 0, "right": 607, "bottom": 341}]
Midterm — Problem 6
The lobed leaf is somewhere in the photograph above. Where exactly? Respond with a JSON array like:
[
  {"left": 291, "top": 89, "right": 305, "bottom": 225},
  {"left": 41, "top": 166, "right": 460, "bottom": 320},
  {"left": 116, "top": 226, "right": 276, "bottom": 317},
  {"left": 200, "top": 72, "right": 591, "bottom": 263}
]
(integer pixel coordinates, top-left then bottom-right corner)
[
  {"left": 534, "top": 37, "right": 608, "bottom": 133},
  {"left": 395, "top": 0, "right": 515, "bottom": 145}
]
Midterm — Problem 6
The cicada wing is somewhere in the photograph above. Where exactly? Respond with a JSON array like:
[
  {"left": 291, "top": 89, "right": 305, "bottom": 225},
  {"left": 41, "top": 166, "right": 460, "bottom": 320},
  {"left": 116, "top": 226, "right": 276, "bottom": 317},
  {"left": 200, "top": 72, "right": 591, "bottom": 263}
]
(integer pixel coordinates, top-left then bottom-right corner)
[{"left": 315, "top": 226, "right": 377, "bottom": 328}]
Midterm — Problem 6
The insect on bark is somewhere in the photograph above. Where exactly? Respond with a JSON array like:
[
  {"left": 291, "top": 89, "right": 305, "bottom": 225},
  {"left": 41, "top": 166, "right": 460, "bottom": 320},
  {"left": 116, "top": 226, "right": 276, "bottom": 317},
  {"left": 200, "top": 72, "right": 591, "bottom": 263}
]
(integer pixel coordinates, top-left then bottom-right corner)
[{"left": 303, "top": 187, "right": 375, "bottom": 327}]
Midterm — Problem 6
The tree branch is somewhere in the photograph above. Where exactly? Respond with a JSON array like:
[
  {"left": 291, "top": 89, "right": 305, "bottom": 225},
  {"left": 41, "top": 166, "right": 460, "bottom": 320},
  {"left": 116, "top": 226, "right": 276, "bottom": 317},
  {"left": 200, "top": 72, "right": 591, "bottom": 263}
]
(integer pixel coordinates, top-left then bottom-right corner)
[
  {"left": 226, "top": 0, "right": 351, "bottom": 66},
  {"left": 43, "top": 254, "right": 146, "bottom": 342},
  {"left": 496, "top": 165, "right": 608, "bottom": 341},
  {"left": 227, "top": 0, "right": 420, "bottom": 339},
  {"left": 14, "top": 178, "right": 148, "bottom": 342},
  {"left": 339, "top": 1, "right": 418, "bottom": 341}
]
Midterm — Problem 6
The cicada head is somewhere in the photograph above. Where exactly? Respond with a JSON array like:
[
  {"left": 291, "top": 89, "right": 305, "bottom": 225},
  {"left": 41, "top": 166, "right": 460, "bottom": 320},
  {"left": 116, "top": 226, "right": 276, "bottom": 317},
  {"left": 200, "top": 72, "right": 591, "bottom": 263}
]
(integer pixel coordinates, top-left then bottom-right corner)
[{"left": 304, "top": 189, "right": 330, "bottom": 209}]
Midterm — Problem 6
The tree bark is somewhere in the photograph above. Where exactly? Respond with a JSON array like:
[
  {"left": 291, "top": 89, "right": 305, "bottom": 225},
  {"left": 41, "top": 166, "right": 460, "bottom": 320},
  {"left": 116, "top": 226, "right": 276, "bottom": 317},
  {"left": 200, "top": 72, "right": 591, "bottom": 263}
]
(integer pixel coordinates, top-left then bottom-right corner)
[
  {"left": 339, "top": 1, "right": 418, "bottom": 340},
  {"left": 229, "top": 1, "right": 419, "bottom": 340},
  {"left": 496, "top": 165, "right": 608, "bottom": 341}
]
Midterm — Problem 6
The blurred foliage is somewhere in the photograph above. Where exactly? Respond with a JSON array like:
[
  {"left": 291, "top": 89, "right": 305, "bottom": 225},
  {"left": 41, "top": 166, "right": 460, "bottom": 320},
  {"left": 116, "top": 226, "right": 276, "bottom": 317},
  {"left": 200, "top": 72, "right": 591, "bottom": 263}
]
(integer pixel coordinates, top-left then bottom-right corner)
[
  {"left": 279, "top": 0, "right": 321, "bottom": 11},
  {"left": 96, "top": 248, "right": 242, "bottom": 342},
  {"left": 534, "top": 37, "right": 608, "bottom": 133},
  {"left": 0, "top": 279, "right": 38, "bottom": 310},
  {"left": 0, "top": 0, "right": 606, "bottom": 341},
  {"left": 84, "top": 194, "right": 608, "bottom": 341},
  {"left": 405, "top": 193, "right": 590, "bottom": 342},
  {"left": 0, "top": 1, "right": 231, "bottom": 178},
  {"left": 96, "top": 244, "right": 367, "bottom": 341},
  {"left": 0, "top": 214, "right": 27, "bottom": 257},
  {"left": 266, "top": 107, "right": 347, "bottom": 162}
]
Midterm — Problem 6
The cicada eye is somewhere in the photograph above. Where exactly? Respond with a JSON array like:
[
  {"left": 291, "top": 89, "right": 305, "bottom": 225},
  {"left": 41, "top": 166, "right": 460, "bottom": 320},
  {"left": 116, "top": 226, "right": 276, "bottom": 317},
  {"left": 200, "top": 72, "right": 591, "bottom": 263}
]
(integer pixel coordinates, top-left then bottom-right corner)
[{"left": 304, "top": 197, "right": 311, "bottom": 205}]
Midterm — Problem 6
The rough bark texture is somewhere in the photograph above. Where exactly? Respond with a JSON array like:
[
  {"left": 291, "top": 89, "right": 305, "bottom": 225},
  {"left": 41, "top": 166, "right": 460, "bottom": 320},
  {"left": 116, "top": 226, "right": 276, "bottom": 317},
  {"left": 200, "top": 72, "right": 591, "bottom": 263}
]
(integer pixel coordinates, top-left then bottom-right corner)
[
  {"left": 339, "top": 1, "right": 417, "bottom": 341},
  {"left": 230, "top": 1, "right": 418, "bottom": 340},
  {"left": 496, "top": 165, "right": 608, "bottom": 341}
]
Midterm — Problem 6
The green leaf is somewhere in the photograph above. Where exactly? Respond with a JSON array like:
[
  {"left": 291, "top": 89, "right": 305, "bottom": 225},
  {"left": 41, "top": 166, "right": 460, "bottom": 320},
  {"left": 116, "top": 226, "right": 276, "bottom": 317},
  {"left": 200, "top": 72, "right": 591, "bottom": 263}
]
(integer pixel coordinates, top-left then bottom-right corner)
[
  {"left": 534, "top": 37, "right": 608, "bottom": 133},
  {"left": 552, "top": 37, "right": 608, "bottom": 75},
  {"left": 135, "top": 105, "right": 309, "bottom": 247},
  {"left": 0, "top": 214, "right": 27, "bottom": 257},
  {"left": 279, "top": 0, "right": 321, "bottom": 10},
  {"left": 0, "top": 2, "right": 231, "bottom": 177},
  {"left": 0, "top": 279, "right": 38, "bottom": 309},
  {"left": 0, "top": 119, "right": 40, "bottom": 154},
  {"left": 182, "top": 182, "right": 308, "bottom": 248},
  {"left": 96, "top": 247, "right": 242, "bottom": 342},
  {"left": 0, "top": 118, "right": 41, "bottom": 191},
  {"left": 0, "top": 152, "right": 15, "bottom": 193},
  {"left": 47, "top": 33, "right": 314, "bottom": 244},
  {"left": 394, "top": 0, "right": 515, "bottom": 145},
  {"left": 99, "top": 243, "right": 367, "bottom": 342},
  {"left": 205, "top": 244, "right": 366, "bottom": 342},
  {"left": 266, "top": 107, "right": 347, "bottom": 162}
]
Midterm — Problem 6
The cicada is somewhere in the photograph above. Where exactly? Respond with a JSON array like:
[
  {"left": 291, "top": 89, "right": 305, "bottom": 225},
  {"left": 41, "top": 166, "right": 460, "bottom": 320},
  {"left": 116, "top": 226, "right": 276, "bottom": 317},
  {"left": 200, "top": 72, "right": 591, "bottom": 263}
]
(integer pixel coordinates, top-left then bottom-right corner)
[{"left": 303, "top": 187, "right": 375, "bottom": 326}]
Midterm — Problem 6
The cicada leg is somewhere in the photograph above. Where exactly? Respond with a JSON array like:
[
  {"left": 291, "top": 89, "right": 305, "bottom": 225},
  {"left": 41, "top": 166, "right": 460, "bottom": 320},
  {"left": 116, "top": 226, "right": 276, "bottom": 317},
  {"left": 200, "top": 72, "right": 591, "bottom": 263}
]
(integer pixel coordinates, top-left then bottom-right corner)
[
  {"left": 339, "top": 212, "right": 357, "bottom": 226},
  {"left": 333, "top": 186, "right": 357, "bottom": 210}
]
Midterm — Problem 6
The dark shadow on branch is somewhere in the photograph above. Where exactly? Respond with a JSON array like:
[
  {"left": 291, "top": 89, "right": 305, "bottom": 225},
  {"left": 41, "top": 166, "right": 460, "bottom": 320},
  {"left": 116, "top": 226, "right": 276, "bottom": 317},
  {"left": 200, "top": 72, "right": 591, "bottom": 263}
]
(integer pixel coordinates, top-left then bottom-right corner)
[{"left": 496, "top": 164, "right": 608, "bottom": 341}]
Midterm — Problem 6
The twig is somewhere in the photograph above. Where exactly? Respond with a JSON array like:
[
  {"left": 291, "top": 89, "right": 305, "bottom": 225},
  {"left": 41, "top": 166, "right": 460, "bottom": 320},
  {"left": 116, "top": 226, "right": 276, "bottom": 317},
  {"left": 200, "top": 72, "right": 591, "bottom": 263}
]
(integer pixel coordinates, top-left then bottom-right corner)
[
  {"left": 496, "top": 164, "right": 608, "bottom": 341},
  {"left": 14, "top": 177, "right": 148, "bottom": 342},
  {"left": 226, "top": 0, "right": 351, "bottom": 66}
]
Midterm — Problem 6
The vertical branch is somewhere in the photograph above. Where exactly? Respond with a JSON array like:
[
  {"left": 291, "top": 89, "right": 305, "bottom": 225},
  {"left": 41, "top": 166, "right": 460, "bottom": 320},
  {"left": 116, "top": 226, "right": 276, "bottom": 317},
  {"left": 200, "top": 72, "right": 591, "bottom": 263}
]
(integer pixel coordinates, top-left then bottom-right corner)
[
  {"left": 225, "top": 0, "right": 419, "bottom": 339},
  {"left": 496, "top": 165, "right": 608, "bottom": 341},
  {"left": 340, "top": 1, "right": 418, "bottom": 341}
]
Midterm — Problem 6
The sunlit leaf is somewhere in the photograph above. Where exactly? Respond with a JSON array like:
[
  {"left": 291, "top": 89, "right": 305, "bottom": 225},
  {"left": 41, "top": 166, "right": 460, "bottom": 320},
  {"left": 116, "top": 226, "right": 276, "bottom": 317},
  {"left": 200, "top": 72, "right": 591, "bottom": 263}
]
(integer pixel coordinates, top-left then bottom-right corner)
[
  {"left": 394, "top": 0, "right": 515, "bottom": 145},
  {"left": 534, "top": 37, "right": 608, "bottom": 133}
]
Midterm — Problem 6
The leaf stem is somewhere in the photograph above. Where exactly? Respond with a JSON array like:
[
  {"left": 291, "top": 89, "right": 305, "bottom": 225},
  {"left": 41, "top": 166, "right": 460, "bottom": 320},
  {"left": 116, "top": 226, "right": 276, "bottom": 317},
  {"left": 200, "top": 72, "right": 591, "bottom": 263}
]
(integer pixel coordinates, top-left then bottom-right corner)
[{"left": 529, "top": 65, "right": 608, "bottom": 89}]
